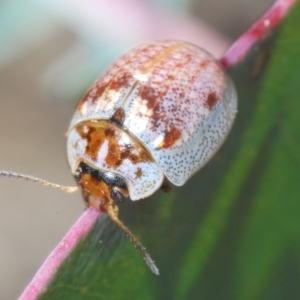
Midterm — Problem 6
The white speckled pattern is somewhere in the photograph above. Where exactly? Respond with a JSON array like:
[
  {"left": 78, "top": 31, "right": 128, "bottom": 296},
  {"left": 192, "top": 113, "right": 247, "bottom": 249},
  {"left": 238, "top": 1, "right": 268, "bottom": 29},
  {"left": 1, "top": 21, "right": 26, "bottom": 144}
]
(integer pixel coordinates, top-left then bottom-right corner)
[{"left": 68, "top": 40, "right": 237, "bottom": 199}]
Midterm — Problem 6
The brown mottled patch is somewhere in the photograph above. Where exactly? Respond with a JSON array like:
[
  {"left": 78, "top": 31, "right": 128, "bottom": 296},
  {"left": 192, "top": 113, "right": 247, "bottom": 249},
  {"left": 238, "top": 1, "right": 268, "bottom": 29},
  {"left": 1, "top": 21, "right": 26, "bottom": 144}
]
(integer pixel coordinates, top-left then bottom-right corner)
[
  {"left": 104, "top": 126, "right": 153, "bottom": 167},
  {"left": 140, "top": 85, "right": 158, "bottom": 109},
  {"left": 200, "top": 59, "right": 210, "bottom": 68},
  {"left": 76, "top": 121, "right": 154, "bottom": 168},
  {"left": 109, "top": 72, "right": 132, "bottom": 91},
  {"left": 205, "top": 92, "right": 220, "bottom": 110},
  {"left": 77, "top": 82, "right": 110, "bottom": 112},
  {"left": 168, "top": 74, "right": 175, "bottom": 81},
  {"left": 77, "top": 71, "right": 132, "bottom": 112},
  {"left": 137, "top": 52, "right": 193, "bottom": 133},
  {"left": 135, "top": 168, "right": 143, "bottom": 179},
  {"left": 160, "top": 126, "right": 181, "bottom": 149},
  {"left": 140, "top": 85, "right": 169, "bottom": 130},
  {"left": 104, "top": 127, "right": 116, "bottom": 137},
  {"left": 76, "top": 126, "right": 104, "bottom": 161}
]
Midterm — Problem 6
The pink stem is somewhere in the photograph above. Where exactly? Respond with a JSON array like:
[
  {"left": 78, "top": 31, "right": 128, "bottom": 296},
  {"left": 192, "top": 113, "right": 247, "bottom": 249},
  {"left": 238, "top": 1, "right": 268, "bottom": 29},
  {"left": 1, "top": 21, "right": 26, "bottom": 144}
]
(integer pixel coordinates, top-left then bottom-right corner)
[
  {"left": 220, "top": 0, "right": 296, "bottom": 68},
  {"left": 18, "top": 207, "right": 100, "bottom": 300}
]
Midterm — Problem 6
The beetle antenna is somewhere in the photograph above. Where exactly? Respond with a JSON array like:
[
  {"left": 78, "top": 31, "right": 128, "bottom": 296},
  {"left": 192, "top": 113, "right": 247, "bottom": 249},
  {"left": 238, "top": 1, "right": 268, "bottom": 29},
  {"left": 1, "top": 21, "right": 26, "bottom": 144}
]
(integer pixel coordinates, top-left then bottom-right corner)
[
  {"left": 114, "top": 218, "right": 159, "bottom": 275},
  {"left": 107, "top": 205, "right": 159, "bottom": 275},
  {"left": 0, "top": 170, "right": 78, "bottom": 193}
]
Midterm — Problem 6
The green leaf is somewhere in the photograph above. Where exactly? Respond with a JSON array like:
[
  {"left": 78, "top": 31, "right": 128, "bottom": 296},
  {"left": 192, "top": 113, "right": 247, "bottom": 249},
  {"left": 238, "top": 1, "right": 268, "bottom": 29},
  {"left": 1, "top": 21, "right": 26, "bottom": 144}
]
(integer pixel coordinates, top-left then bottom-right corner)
[{"left": 234, "top": 3, "right": 300, "bottom": 300}]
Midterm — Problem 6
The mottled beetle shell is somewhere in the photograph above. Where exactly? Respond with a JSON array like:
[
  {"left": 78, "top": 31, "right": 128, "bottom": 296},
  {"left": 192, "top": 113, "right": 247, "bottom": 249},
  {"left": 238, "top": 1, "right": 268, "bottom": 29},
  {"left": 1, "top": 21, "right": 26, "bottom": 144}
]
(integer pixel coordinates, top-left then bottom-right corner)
[{"left": 67, "top": 40, "right": 237, "bottom": 201}]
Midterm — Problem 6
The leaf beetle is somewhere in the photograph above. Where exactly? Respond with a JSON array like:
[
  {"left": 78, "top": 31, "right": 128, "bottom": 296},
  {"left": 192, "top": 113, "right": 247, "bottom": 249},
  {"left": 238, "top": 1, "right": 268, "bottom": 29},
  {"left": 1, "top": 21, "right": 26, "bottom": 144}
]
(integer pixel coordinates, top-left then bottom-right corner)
[{"left": 1, "top": 40, "right": 237, "bottom": 274}]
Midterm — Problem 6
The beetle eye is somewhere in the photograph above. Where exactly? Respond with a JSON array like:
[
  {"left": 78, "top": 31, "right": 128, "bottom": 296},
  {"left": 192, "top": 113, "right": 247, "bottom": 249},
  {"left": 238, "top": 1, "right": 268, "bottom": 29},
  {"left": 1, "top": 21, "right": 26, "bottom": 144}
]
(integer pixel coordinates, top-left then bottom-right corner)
[
  {"left": 74, "top": 168, "right": 82, "bottom": 182},
  {"left": 110, "top": 189, "right": 126, "bottom": 203}
]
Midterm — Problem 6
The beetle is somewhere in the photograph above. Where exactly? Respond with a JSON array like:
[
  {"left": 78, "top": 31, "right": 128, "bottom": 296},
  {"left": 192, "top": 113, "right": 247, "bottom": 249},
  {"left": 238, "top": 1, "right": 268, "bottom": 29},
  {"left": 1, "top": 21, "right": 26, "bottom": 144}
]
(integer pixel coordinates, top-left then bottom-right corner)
[{"left": 1, "top": 40, "right": 237, "bottom": 275}]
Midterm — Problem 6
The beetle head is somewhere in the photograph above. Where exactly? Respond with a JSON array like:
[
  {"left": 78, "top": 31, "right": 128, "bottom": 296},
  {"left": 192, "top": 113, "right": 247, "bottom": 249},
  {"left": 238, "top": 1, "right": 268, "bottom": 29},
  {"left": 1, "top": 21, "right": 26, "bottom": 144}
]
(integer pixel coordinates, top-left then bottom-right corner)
[{"left": 74, "top": 161, "right": 129, "bottom": 212}]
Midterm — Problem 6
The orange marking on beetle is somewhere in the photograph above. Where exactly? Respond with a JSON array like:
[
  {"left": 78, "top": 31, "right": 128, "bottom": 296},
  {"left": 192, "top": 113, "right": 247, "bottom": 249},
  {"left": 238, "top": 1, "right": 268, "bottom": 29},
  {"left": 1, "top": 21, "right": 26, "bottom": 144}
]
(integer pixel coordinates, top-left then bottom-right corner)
[
  {"left": 135, "top": 168, "right": 143, "bottom": 179},
  {"left": 76, "top": 121, "right": 154, "bottom": 168},
  {"left": 80, "top": 174, "right": 110, "bottom": 203},
  {"left": 160, "top": 126, "right": 181, "bottom": 149},
  {"left": 77, "top": 126, "right": 103, "bottom": 161},
  {"left": 205, "top": 91, "right": 220, "bottom": 110},
  {"left": 105, "top": 142, "right": 123, "bottom": 167}
]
